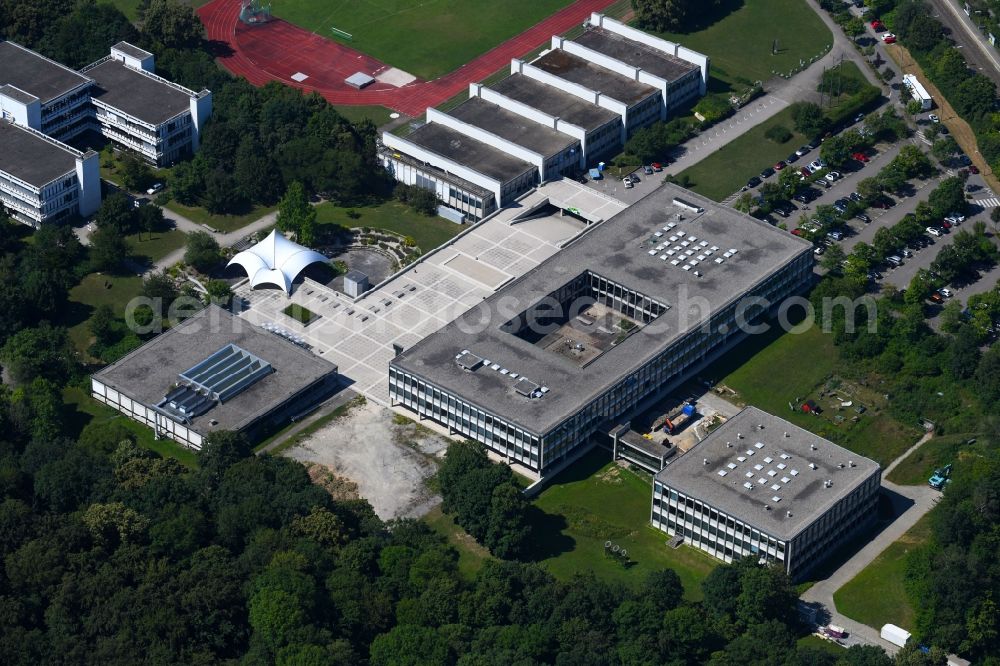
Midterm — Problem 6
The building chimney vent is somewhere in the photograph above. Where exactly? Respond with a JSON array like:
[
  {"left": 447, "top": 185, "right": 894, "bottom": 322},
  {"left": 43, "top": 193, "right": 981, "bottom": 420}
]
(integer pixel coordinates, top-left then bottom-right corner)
[
  {"left": 786, "top": 510, "right": 792, "bottom": 518},
  {"left": 783, "top": 431, "right": 789, "bottom": 438},
  {"left": 764, "top": 504, "right": 771, "bottom": 511},
  {"left": 703, "top": 458, "right": 709, "bottom": 465}
]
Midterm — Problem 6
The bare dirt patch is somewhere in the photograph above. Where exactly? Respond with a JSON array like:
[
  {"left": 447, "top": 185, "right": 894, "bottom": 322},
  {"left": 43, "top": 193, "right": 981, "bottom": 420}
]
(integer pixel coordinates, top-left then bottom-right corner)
[{"left": 285, "top": 401, "right": 449, "bottom": 520}]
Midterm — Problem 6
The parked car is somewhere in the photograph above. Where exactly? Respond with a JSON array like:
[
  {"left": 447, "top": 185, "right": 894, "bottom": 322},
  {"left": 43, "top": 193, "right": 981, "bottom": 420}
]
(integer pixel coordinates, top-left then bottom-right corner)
[
  {"left": 882, "top": 33, "right": 896, "bottom": 43},
  {"left": 871, "top": 19, "right": 884, "bottom": 31},
  {"left": 814, "top": 245, "right": 825, "bottom": 255},
  {"left": 809, "top": 159, "right": 826, "bottom": 170},
  {"left": 146, "top": 182, "right": 164, "bottom": 195},
  {"left": 643, "top": 165, "right": 654, "bottom": 175},
  {"left": 927, "top": 226, "right": 943, "bottom": 237},
  {"left": 856, "top": 213, "right": 871, "bottom": 223},
  {"left": 774, "top": 160, "right": 786, "bottom": 171},
  {"left": 651, "top": 162, "right": 663, "bottom": 171},
  {"left": 854, "top": 113, "right": 865, "bottom": 124},
  {"left": 747, "top": 176, "right": 762, "bottom": 188},
  {"left": 901, "top": 248, "right": 913, "bottom": 258},
  {"left": 851, "top": 152, "right": 869, "bottom": 163},
  {"left": 886, "top": 255, "right": 903, "bottom": 266},
  {"left": 825, "top": 171, "right": 842, "bottom": 182},
  {"left": 945, "top": 213, "right": 966, "bottom": 224},
  {"left": 760, "top": 167, "right": 775, "bottom": 179},
  {"left": 787, "top": 153, "right": 799, "bottom": 164},
  {"left": 941, "top": 219, "right": 952, "bottom": 230},
  {"left": 791, "top": 228, "right": 804, "bottom": 236},
  {"left": 940, "top": 287, "right": 954, "bottom": 298},
  {"left": 929, "top": 291, "right": 944, "bottom": 303},
  {"left": 970, "top": 165, "right": 980, "bottom": 174},
  {"left": 623, "top": 178, "right": 634, "bottom": 189},
  {"left": 796, "top": 145, "right": 813, "bottom": 157},
  {"left": 928, "top": 114, "right": 940, "bottom": 123}
]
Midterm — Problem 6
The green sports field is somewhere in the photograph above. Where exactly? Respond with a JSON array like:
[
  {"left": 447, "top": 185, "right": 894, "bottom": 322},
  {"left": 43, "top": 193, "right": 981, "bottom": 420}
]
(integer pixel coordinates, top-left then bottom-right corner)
[{"left": 271, "top": 0, "right": 574, "bottom": 80}]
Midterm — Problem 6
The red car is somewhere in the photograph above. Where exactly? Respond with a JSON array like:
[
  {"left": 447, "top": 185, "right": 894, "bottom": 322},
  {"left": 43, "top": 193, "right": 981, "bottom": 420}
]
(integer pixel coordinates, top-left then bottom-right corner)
[
  {"left": 651, "top": 162, "right": 663, "bottom": 172},
  {"left": 791, "top": 228, "right": 803, "bottom": 236},
  {"left": 800, "top": 167, "right": 811, "bottom": 177},
  {"left": 883, "top": 33, "right": 897, "bottom": 44},
  {"left": 941, "top": 220, "right": 953, "bottom": 229},
  {"left": 852, "top": 152, "right": 869, "bottom": 163},
  {"left": 871, "top": 19, "right": 884, "bottom": 31},
  {"left": 774, "top": 160, "right": 786, "bottom": 170}
]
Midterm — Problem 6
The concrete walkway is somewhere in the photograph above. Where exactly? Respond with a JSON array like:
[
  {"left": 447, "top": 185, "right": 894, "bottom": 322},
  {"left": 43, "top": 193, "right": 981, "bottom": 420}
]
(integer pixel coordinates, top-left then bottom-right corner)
[{"left": 800, "top": 432, "right": 939, "bottom": 655}]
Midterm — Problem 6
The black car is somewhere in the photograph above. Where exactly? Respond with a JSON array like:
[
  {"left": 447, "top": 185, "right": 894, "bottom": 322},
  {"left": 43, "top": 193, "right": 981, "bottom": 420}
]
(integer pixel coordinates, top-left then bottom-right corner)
[
  {"left": 849, "top": 191, "right": 862, "bottom": 201},
  {"left": 747, "top": 176, "right": 762, "bottom": 188},
  {"left": 787, "top": 153, "right": 799, "bottom": 164},
  {"left": 760, "top": 167, "right": 775, "bottom": 179},
  {"left": 835, "top": 198, "right": 851, "bottom": 207},
  {"left": 856, "top": 213, "right": 871, "bottom": 223}
]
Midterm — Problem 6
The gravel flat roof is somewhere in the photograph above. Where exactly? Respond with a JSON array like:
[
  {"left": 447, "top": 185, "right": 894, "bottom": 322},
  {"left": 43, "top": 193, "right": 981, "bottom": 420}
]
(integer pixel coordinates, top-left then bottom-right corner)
[
  {"left": 391, "top": 184, "right": 813, "bottom": 434},
  {"left": 532, "top": 49, "right": 657, "bottom": 105},
  {"left": 574, "top": 27, "right": 700, "bottom": 83},
  {"left": 655, "top": 407, "right": 881, "bottom": 541},
  {"left": 87, "top": 59, "right": 192, "bottom": 125},
  {"left": 449, "top": 97, "right": 578, "bottom": 159},
  {"left": 490, "top": 74, "right": 620, "bottom": 132},
  {"left": 0, "top": 40, "right": 91, "bottom": 103},
  {"left": 0, "top": 121, "right": 79, "bottom": 187},
  {"left": 405, "top": 122, "right": 537, "bottom": 184},
  {"left": 93, "top": 305, "right": 337, "bottom": 434}
]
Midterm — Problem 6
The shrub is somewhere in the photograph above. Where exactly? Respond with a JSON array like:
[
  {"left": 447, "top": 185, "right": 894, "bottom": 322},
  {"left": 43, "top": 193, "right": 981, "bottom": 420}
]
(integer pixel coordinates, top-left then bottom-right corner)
[{"left": 764, "top": 125, "right": 793, "bottom": 144}]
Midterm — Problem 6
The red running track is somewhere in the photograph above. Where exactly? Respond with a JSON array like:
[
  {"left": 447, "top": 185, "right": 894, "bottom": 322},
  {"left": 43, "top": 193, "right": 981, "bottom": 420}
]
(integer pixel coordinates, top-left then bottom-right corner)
[{"left": 198, "top": 0, "right": 620, "bottom": 116}]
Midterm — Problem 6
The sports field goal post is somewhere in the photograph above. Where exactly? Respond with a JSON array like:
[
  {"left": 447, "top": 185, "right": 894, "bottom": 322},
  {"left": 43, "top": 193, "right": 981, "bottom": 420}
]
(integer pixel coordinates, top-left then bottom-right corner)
[{"left": 240, "top": 0, "right": 272, "bottom": 25}]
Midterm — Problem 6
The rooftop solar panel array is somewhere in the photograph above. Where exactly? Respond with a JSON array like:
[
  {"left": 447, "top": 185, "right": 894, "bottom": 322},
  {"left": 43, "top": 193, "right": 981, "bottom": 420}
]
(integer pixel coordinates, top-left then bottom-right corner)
[{"left": 179, "top": 344, "right": 273, "bottom": 403}]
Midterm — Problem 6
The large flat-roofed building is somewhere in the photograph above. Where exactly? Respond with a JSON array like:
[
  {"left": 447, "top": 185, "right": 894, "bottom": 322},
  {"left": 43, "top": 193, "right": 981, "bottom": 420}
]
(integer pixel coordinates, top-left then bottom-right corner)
[
  {"left": 651, "top": 407, "right": 881, "bottom": 579},
  {"left": 432, "top": 97, "right": 582, "bottom": 181},
  {"left": 381, "top": 122, "right": 538, "bottom": 221},
  {"left": 389, "top": 184, "right": 813, "bottom": 479},
  {"left": 0, "top": 40, "right": 94, "bottom": 141},
  {"left": 0, "top": 120, "right": 100, "bottom": 226},
  {"left": 91, "top": 305, "right": 338, "bottom": 449},
  {"left": 519, "top": 49, "right": 661, "bottom": 140},
  {"left": 1, "top": 41, "right": 211, "bottom": 174},
  {"left": 474, "top": 75, "right": 622, "bottom": 164},
  {"left": 82, "top": 43, "right": 212, "bottom": 166}
]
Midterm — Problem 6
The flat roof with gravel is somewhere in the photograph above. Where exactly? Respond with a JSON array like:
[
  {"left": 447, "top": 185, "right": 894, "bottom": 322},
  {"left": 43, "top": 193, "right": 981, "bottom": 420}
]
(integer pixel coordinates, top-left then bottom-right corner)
[
  {"left": 449, "top": 96, "right": 578, "bottom": 159},
  {"left": 0, "top": 40, "right": 91, "bottom": 103},
  {"left": 391, "top": 183, "right": 812, "bottom": 435},
  {"left": 655, "top": 406, "right": 880, "bottom": 540},
  {"left": 532, "top": 49, "right": 657, "bottom": 105},
  {"left": 87, "top": 59, "right": 193, "bottom": 125},
  {"left": 93, "top": 305, "right": 337, "bottom": 434},
  {"left": 405, "top": 122, "right": 537, "bottom": 183},
  {"left": 574, "top": 27, "right": 700, "bottom": 82},
  {"left": 0, "top": 121, "right": 79, "bottom": 187},
  {"left": 489, "top": 74, "right": 620, "bottom": 132}
]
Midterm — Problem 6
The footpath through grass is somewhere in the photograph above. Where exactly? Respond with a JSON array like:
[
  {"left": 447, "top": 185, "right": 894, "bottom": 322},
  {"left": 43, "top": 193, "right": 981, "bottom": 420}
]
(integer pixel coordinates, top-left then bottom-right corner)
[
  {"left": 675, "top": 105, "right": 807, "bottom": 201},
  {"left": 655, "top": 0, "right": 832, "bottom": 89},
  {"left": 527, "top": 449, "right": 716, "bottom": 599},
  {"left": 315, "top": 201, "right": 463, "bottom": 253},
  {"left": 833, "top": 511, "right": 932, "bottom": 631},
  {"left": 164, "top": 201, "right": 277, "bottom": 234},
  {"left": 273, "top": 0, "right": 574, "bottom": 80}
]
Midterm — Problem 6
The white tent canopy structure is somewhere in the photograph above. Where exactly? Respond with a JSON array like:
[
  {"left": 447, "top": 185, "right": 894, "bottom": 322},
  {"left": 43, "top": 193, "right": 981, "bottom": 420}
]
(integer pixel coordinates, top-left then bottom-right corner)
[{"left": 227, "top": 230, "right": 328, "bottom": 294}]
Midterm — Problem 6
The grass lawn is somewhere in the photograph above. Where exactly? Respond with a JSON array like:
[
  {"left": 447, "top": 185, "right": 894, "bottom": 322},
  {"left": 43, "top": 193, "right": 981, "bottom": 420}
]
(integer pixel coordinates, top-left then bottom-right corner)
[
  {"left": 63, "top": 386, "right": 199, "bottom": 467},
  {"left": 272, "top": 0, "right": 574, "bottom": 80},
  {"left": 675, "top": 105, "right": 808, "bottom": 201},
  {"left": 527, "top": 449, "right": 717, "bottom": 599},
  {"left": 127, "top": 228, "right": 187, "bottom": 263},
  {"left": 282, "top": 303, "right": 317, "bottom": 324},
  {"left": 334, "top": 105, "right": 397, "bottom": 126},
  {"left": 654, "top": 0, "right": 832, "bottom": 89},
  {"left": 315, "top": 201, "right": 464, "bottom": 253},
  {"left": 705, "top": 321, "right": 921, "bottom": 466},
  {"left": 886, "top": 434, "right": 977, "bottom": 486},
  {"left": 164, "top": 201, "right": 277, "bottom": 233},
  {"left": 833, "top": 511, "right": 932, "bottom": 631},
  {"left": 65, "top": 273, "right": 144, "bottom": 354},
  {"left": 106, "top": 0, "right": 144, "bottom": 20},
  {"left": 423, "top": 505, "right": 492, "bottom": 580},
  {"left": 797, "top": 634, "right": 847, "bottom": 656}
]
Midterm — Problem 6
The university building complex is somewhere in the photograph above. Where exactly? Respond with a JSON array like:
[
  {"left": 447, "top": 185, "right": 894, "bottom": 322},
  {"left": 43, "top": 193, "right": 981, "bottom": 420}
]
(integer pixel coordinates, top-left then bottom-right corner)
[
  {"left": 380, "top": 13, "right": 708, "bottom": 221},
  {"left": 0, "top": 40, "right": 211, "bottom": 226}
]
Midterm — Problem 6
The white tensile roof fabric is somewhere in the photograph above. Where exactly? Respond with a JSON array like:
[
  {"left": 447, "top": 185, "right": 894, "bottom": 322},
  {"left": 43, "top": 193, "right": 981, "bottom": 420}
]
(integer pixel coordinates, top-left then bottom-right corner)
[{"left": 226, "top": 230, "right": 327, "bottom": 294}]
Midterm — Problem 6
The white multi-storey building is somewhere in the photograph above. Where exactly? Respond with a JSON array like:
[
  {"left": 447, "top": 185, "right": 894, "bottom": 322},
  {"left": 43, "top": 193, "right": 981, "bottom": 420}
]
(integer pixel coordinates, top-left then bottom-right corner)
[
  {"left": 380, "top": 14, "right": 708, "bottom": 222},
  {"left": 0, "top": 120, "right": 100, "bottom": 227},
  {"left": 651, "top": 407, "right": 881, "bottom": 579}
]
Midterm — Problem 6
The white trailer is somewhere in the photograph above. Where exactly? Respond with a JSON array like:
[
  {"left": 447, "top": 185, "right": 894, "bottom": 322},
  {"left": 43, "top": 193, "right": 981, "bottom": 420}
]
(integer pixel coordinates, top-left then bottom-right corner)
[
  {"left": 903, "top": 74, "right": 933, "bottom": 110},
  {"left": 880, "top": 623, "right": 912, "bottom": 648}
]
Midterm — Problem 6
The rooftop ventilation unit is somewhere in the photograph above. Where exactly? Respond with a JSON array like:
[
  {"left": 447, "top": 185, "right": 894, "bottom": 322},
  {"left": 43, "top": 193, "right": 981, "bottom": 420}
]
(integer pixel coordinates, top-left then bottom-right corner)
[
  {"left": 764, "top": 504, "right": 771, "bottom": 511},
  {"left": 455, "top": 350, "right": 484, "bottom": 371},
  {"left": 672, "top": 198, "right": 704, "bottom": 214},
  {"left": 809, "top": 463, "right": 818, "bottom": 470},
  {"left": 849, "top": 460, "right": 855, "bottom": 467},
  {"left": 703, "top": 458, "right": 709, "bottom": 465},
  {"left": 514, "top": 378, "right": 540, "bottom": 398},
  {"left": 824, "top": 479, "right": 833, "bottom": 488},
  {"left": 786, "top": 510, "right": 793, "bottom": 518}
]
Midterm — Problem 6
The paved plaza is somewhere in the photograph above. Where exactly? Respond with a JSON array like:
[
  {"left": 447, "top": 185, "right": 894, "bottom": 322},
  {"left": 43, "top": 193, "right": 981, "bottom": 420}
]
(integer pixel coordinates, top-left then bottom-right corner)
[{"left": 233, "top": 180, "right": 627, "bottom": 406}]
